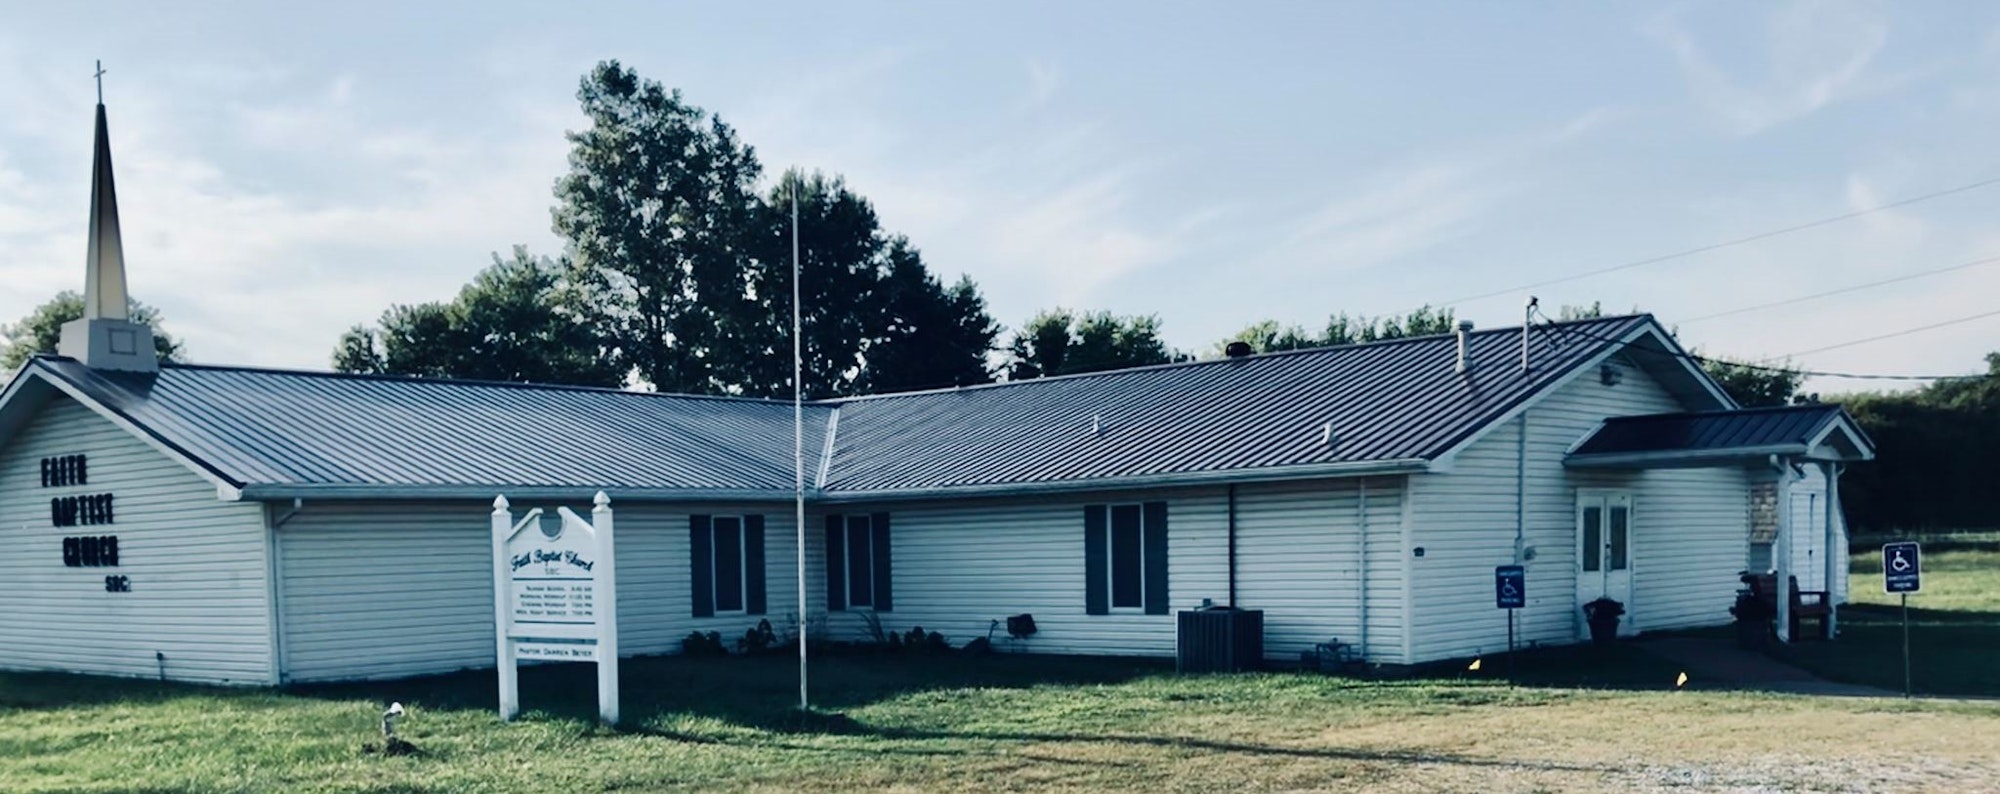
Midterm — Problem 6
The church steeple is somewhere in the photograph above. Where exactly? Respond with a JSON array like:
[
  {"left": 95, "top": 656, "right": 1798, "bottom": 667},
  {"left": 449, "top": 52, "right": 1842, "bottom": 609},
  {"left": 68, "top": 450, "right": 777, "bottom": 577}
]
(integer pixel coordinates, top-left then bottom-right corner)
[{"left": 58, "top": 61, "right": 157, "bottom": 373}]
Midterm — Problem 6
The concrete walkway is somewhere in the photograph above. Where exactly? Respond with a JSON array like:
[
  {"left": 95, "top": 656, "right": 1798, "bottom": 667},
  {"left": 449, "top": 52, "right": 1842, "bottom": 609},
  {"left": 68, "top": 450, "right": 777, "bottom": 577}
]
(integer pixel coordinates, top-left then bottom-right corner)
[{"left": 1638, "top": 636, "right": 1895, "bottom": 697}]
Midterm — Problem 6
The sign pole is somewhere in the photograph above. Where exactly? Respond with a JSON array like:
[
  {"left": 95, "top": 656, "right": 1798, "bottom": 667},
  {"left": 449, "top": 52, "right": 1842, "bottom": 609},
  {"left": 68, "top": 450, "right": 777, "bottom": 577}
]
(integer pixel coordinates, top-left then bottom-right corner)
[
  {"left": 1495, "top": 565, "right": 1525, "bottom": 682},
  {"left": 1882, "top": 541, "right": 1921, "bottom": 700},
  {"left": 1901, "top": 592, "right": 1911, "bottom": 699},
  {"left": 594, "top": 492, "right": 619, "bottom": 725},
  {"left": 491, "top": 496, "right": 518, "bottom": 721}
]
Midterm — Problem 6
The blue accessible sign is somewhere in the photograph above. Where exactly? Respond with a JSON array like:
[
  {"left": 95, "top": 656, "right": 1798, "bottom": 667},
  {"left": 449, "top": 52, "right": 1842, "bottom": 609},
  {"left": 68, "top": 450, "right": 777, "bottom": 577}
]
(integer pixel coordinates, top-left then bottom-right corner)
[
  {"left": 1883, "top": 542, "right": 1921, "bottom": 594},
  {"left": 1495, "top": 565, "right": 1526, "bottom": 609}
]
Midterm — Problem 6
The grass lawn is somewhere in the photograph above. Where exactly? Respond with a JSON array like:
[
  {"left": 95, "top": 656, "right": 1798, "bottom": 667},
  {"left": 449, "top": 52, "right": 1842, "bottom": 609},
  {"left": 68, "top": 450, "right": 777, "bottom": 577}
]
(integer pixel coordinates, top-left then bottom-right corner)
[
  {"left": 3, "top": 650, "right": 1998, "bottom": 793},
  {"left": 1775, "top": 546, "right": 2000, "bottom": 697}
]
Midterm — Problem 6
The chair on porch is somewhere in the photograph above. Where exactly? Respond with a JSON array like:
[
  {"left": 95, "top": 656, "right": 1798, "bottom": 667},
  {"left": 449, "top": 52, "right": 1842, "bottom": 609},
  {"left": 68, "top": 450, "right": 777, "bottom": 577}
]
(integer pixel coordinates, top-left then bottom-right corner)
[{"left": 1742, "top": 572, "right": 1832, "bottom": 640}]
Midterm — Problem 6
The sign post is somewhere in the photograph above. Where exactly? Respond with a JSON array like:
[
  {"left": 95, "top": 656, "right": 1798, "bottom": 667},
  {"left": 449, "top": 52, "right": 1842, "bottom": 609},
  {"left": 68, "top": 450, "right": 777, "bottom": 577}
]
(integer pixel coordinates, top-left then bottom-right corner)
[
  {"left": 1495, "top": 565, "right": 1525, "bottom": 676},
  {"left": 1882, "top": 542, "right": 1921, "bottom": 699},
  {"left": 493, "top": 492, "right": 620, "bottom": 725}
]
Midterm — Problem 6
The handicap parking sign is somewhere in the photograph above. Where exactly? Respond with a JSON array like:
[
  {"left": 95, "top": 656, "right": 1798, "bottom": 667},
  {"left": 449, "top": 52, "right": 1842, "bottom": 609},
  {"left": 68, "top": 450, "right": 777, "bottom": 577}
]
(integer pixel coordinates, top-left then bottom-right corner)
[
  {"left": 1883, "top": 542, "right": 1921, "bottom": 594},
  {"left": 1495, "top": 565, "right": 1526, "bottom": 609}
]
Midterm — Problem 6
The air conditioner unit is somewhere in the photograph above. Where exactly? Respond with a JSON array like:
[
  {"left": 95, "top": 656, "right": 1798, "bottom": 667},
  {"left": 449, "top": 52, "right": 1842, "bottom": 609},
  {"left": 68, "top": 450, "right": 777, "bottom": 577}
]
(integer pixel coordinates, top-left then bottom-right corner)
[{"left": 1176, "top": 606, "right": 1263, "bottom": 673}]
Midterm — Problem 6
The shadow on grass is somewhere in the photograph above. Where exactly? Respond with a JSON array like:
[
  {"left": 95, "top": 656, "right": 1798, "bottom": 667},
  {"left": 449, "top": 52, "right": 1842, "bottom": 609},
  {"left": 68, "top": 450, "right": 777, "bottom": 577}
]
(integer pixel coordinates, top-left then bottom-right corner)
[
  {"left": 1403, "top": 641, "right": 1690, "bottom": 692},
  {"left": 281, "top": 652, "right": 1172, "bottom": 730},
  {"left": 1774, "top": 606, "right": 2000, "bottom": 697},
  {"left": 0, "top": 670, "right": 259, "bottom": 711}
]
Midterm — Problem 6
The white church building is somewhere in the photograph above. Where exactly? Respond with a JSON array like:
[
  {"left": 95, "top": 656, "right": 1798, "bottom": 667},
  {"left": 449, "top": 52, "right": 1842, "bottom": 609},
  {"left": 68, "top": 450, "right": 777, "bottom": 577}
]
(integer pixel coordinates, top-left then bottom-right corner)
[{"left": 0, "top": 96, "right": 1875, "bottom": 685}]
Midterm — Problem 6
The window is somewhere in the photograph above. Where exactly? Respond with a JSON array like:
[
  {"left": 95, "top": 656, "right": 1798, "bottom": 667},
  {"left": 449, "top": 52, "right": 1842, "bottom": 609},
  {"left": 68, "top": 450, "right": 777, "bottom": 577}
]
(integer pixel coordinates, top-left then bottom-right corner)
[
  {"left": 690, "top": 514, "right": 766, "bottom": 617},
  {"left": 1084, "top": 502, "right": 1168, "bottom": 615},
  {"left": 825, "top": 513, "right": 891, "bottom": 611}
]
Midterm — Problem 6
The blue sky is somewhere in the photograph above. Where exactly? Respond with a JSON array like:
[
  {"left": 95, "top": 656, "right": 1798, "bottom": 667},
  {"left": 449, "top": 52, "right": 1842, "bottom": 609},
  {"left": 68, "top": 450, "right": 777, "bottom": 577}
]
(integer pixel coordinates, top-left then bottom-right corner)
[{"left": 3, "top": 1, "right": 1999, "bottom": 391}]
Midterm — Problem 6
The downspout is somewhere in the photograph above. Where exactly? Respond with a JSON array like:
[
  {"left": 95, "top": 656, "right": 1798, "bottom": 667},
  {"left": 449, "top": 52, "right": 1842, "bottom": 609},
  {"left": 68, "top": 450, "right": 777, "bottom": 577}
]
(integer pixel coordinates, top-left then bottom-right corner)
[
  {"left": 265, "top": 498, "right": 303, "bottom": 685},
  {"left": 1515, "top": 297, "right": 1534, "bottom": 564},
  {"left": 1356, "top": 479, "right": 1369, "bottom": 659},
  {"left": 1227, "top": 484, "right": 1238, "bottom": 606},
  {"left": 1824, "top": 461, "right": 1844, "bottom": 638},
  {"left": 1515, "top": 415, "right": 1527, "bottom": 564}
]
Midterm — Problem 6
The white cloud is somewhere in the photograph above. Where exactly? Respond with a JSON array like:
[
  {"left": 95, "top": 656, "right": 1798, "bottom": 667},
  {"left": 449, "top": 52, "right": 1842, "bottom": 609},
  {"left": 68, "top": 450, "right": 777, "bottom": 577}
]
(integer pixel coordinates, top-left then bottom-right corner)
[
  {"left": 1024, "top": 58, "right": 1060, "bottom": 107},
  {"left": 1649, "top": 2, "right": 1891, "bottom": 135}
]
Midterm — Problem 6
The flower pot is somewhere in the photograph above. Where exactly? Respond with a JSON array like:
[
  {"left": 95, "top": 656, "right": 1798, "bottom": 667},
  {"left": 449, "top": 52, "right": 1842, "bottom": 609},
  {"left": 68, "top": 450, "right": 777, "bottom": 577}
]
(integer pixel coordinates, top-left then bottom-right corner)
[
  {"left": 1586, "top": 615, "right": 1620, "bottom": 645},
  {"left": 1581, "top": 597, "right": 1625, "bottom": 646}
]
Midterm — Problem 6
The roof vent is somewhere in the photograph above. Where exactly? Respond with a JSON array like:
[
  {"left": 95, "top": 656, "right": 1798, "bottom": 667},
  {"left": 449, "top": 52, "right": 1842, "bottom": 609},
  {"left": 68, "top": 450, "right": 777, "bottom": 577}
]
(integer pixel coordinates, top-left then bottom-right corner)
[
  {"left": 1455, "top": 320, "right": 1475, "bottom": 375},
  {"left": 1091, "top": 414, "right": 1104, "bottom": 438},
  {"left": 1224, "top": 341, "right": 1253, "bottom": 358}
]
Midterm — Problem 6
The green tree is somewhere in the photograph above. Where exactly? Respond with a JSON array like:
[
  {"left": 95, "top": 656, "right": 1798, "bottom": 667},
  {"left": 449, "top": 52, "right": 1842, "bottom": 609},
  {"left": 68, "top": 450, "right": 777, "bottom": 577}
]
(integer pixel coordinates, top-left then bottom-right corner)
[
  {"left": 1836, "top": 353, "right": 2000, "bottom": 533},
  {"left": 722, "top": 170, "right": 999, "bottom": 398},
  {"left": 553, "top": 60, "right": 764, "bottom": 395},
  {"left": 1217, "top": 305, "right": 1458, "bottom": 355},
  {"left": 0, "top": 291, "right": 185, "bottom": 371},
  {"left": 852, "top": 242, "right": 999, "bottom": 394},
  {"left": 1007, "top": 309, "right": 1180, "bottom": 379},
  {"left": 1698, "top": 356, "right": 1804, "bottom": 408},
  {"left": 332, "top": 247, "right": 623, "bottom": 387}
]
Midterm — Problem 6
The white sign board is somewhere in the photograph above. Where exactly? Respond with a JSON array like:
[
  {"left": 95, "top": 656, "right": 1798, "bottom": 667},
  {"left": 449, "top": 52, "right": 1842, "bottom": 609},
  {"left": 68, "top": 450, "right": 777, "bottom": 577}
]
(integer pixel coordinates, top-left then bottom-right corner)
[{"left": 492, "top": 492, "right": 619, "bottom": 725}]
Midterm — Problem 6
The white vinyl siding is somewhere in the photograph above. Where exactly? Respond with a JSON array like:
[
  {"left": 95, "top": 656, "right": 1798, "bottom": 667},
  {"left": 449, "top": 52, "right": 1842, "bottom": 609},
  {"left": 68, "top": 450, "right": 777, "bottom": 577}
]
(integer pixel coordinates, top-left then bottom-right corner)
[
  {"left": 812, "top": 479, "right": 1410, "bottom": 664},
  {"left": 1235, "top": 478, "right": 1407, "bottom": 663},
  {"left": 277, "top": 500, "right": 799, "bottom": 682},
  {"left": 1406, "top": 355, "right": 1754, "bottom": 664},
  {"left": 0, "top": 397, "right": 270, "bottom": 684}
]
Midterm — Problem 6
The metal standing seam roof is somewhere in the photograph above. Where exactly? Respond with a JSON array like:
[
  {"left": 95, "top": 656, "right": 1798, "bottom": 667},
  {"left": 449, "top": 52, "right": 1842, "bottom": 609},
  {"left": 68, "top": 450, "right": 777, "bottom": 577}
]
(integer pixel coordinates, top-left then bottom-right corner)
[
  {"left": 24, "top": 314, "right": 1663, "bottom": 499},
  {"left": 31, "top": 358, "right": 833, "bottom": 496},
  {"left": 818, "top": 315, "right": 1657, "bottom": 494},
  {"left": 1567, "top": 404, "right": 1863, "bottom": 459}
]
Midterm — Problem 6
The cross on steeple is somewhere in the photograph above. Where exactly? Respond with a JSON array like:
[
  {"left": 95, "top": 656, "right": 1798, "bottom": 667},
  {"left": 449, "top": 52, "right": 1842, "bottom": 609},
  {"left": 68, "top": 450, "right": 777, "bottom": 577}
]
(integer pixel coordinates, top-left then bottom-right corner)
[{"left": 94, "top": 60, "right": 106, "bottom": 105}]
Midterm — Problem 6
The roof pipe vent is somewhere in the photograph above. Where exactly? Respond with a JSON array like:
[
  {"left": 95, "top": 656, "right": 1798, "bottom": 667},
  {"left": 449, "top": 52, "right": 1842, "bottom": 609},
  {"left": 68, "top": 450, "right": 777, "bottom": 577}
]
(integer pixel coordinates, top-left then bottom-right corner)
[
  {"left": 1522, "top": 296, "right": 1539, "bottom": 372},
  {"left": 1091, "top": 414, "right": 1104, "bottom": 438},
  {"left": 1454, "top": 320, "right": 1475, "bottom": 375}
]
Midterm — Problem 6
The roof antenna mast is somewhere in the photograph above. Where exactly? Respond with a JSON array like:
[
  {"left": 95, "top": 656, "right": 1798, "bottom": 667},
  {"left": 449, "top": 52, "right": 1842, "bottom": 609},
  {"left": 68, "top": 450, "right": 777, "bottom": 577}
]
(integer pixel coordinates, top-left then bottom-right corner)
[{"left": 792, "top": 175, "right": 809, "bottom": 712}]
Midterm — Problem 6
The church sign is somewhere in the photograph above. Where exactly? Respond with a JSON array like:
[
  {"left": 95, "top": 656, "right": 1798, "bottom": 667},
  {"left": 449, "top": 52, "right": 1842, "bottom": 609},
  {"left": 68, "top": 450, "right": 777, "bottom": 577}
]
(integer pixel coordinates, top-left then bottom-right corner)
[{"left": 492, "top": 492, "right": 619, "bottom": 725}]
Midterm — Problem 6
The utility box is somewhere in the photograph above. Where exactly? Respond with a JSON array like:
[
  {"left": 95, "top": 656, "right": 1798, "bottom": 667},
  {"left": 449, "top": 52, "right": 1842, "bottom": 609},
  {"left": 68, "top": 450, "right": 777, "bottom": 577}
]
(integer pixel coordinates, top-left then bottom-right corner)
[{"left": 1176, "top": 607, "right": 1263, "bottom": 673}]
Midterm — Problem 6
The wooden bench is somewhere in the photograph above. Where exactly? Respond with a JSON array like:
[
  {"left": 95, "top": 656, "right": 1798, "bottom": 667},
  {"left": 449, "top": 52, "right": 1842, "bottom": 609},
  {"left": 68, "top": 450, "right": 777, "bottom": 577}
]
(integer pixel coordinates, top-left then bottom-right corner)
[{"left": 1743, "top": 573, "right": 1832, "bottom": 640}]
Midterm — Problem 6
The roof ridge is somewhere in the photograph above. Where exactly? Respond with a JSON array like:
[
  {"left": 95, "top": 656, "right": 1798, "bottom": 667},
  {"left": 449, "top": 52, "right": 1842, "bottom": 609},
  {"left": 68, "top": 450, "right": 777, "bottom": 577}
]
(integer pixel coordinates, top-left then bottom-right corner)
[
  {"left": 106, "top": 357, "right": 809, "bottom": 407},
  {"left": 828, "top": 313, "right": 1655, "bottom": 404}
]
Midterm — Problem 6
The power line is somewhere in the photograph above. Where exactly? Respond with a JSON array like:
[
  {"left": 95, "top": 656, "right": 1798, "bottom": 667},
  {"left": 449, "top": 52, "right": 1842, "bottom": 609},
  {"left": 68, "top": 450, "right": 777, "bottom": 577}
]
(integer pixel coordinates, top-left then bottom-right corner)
[
  {"left": 1678, "top": 253, "right": 2000, "bottom": 325},
  {"left": 1783, "top": 308, "right": 2000, "bottom": 359},
  {"left": 1442, "top": 173, "right": 2000, "bottom": 307},
  {"left": 1529, "top": 306, "right": 1987, "bottom": 382}
]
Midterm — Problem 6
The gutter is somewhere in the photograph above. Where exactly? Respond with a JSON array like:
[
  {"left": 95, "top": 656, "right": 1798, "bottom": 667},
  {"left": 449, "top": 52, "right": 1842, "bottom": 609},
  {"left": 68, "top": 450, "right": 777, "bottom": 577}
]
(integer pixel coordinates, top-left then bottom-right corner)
[
  {"left": 1564, "top": 444, "right": 1808, "bottom": 469},
  {"left": 812, "top": 459, "right": 1435, "bottom": 504},
  {"left": 238, "top": 484, "right": 807, "bottom": 504},
  {"left": 237, "top": 460, "right": 1437, "bottom": 505}
]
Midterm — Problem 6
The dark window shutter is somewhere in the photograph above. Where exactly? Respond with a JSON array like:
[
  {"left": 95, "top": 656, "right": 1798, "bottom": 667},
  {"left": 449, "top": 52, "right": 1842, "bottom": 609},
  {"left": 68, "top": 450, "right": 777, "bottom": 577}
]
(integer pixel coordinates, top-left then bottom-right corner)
[
  {"left": 1084, "top": 505, "right": 1108, "bottom": 615},
  {"left": 1143, "top": 501, "right": 1169, "bottom": 615},
  {"left": 690, "top": 515, "right": 714, "bottom": 618},
  {"left": 745, "top": 515, "right": 767, "bottom": 615},
  {"left": 871, "top": 512, "right": 892, "bottom": 612},
  {"left": 824, "top": 515, "right": 847, "bottom": 611}
]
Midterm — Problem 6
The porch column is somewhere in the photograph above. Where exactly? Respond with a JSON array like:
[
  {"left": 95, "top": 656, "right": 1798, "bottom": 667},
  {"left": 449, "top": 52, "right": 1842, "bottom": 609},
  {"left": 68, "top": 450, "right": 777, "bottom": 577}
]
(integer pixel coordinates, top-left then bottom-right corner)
[
  {"left": 1773, "top": 457, "right": 1793, "bottom": 643},
  {"left": 1822, "top": 461, "right": 1843, "bottom": 638}
]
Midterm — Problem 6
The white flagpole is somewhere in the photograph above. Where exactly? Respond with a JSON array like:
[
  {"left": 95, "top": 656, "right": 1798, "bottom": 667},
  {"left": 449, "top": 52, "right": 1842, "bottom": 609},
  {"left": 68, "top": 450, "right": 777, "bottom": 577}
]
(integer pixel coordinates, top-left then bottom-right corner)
[{"left": 793, "top": 175, "right": 808, "bottom": 711}]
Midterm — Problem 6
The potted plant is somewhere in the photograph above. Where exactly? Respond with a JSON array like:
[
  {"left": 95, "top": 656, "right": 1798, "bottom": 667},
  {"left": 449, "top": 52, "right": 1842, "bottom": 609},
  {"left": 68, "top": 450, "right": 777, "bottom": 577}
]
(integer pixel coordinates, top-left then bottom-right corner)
[
  {"left": 1729, "top": 590, "right": 1775, "bottom": 650},
  {"left": 1581, "top": 597, "right": 1624, "bottom": 645}
]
